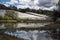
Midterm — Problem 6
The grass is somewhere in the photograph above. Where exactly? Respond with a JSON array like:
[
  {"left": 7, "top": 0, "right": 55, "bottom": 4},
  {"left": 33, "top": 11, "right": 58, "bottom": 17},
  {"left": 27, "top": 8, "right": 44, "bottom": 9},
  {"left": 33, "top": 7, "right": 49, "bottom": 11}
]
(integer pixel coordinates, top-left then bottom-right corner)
[
  {"left": 0, "top": 20, "right": 17, "bottom": 23},
  {"left": 17, "top": 19, "right": 51, "bottom": 23},
  {"left": 0, "top": 19, "right": 51, "bottom": 23}
]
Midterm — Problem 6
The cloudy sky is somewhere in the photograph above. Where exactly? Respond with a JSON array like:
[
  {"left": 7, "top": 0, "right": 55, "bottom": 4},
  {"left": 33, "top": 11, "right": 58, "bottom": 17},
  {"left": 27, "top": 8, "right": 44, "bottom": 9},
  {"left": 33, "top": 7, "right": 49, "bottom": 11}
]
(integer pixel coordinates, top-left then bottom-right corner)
[{"left": 0, "top": 0, "right": 59, "bottom": 10}]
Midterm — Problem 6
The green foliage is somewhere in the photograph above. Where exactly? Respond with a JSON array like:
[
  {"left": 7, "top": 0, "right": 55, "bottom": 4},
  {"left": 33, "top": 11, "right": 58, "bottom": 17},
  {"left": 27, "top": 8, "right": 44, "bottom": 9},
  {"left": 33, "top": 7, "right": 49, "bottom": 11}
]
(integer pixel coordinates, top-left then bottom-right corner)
[
  {"left": 18, "top": 8, "right": 53, "bottom": 16},
  {"left": 4, "top": 16, "right": 12, "bottom": 20},
  {"left": 5, "top": 10, "right": 18, "bottom": 20},
  {"left": 0, "top": 20, "right": 17, "bottom": 22},
  {"left": 0, "top": 4, "right": 6, "bottom": 9},
  {"left": 0, "top": 15, "right": 4, "bottom": 20}
]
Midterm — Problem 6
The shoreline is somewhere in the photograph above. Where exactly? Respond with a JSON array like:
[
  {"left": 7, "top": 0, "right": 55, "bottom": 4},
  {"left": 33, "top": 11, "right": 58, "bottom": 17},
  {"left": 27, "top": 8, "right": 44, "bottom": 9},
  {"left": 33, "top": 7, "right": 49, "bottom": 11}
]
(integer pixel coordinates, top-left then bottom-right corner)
[
  {"left": 0, "top": 20, "right": 51, "bottom": 23},
  {"left": 0, "top": 32, "right": 24, "bottom": 40}
]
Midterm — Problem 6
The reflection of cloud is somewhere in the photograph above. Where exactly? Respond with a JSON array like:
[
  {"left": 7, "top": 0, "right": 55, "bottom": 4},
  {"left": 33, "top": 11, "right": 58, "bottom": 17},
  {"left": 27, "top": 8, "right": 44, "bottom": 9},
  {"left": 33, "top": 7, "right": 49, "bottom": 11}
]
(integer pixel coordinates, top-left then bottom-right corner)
[{"left": 5, "top": 30, "right": 50, "bottom": 40}]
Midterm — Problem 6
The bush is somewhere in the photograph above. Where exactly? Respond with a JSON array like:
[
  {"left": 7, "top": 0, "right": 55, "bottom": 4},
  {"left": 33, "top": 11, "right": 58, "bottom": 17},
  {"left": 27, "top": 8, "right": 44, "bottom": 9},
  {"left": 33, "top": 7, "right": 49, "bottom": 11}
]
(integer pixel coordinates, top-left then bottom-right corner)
[
  {"left": 0, "top": 20, "right": 17, "bottom": 22},
  {"left": 0, "top": 15, "right": 4, "bottom": 20}
]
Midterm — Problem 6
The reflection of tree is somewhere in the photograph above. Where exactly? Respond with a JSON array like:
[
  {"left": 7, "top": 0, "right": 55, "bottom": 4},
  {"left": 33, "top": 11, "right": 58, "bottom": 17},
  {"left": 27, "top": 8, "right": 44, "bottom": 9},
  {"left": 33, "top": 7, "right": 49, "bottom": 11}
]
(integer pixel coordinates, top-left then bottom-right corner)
[
  {"left": 48, "top": 29, "right": 60, "bottom": 40},
  {"left": 0, "top": 23, "right": 3, "bottom": 26},
  {"left": 53, "top": 10, "right": 60, "bottom": 22},
  {"left": 4, "top": 23, "right": 17, "bottom": 30}
]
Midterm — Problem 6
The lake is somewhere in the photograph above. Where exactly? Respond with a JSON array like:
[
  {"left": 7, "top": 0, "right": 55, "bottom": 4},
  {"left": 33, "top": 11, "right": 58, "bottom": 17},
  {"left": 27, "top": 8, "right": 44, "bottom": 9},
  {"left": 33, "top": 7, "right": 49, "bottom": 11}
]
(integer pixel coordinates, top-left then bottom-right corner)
[
  {"left": 0, "top": 23, "right": 50, "bottom": 29},
  {"left": 0, "top": 23, "right": 60, "bottom": 40}
]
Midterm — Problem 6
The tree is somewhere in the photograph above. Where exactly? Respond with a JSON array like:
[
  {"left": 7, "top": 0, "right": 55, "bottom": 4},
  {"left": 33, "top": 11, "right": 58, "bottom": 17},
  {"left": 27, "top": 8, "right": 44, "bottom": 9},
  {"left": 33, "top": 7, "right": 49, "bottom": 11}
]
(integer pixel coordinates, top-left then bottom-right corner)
[
  {"left": 9, "top": 5, "right": 17, "bottom": 10},
  {"left": 53, "top": 10, "right": 57, "bottom": 22},
  {"left": 52, "top": 0, "right": 60, "bottom": 22},
  {"left": 0, "top": 4, "right": 6, "bottom": 9}
]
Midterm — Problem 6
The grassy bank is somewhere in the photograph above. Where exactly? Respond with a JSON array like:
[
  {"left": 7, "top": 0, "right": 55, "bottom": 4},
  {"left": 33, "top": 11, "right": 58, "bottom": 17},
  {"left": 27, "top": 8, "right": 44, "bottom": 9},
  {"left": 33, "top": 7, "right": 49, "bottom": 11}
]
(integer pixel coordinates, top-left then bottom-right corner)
[
  {"left": 0, "top": 20, "right": 17, "bottom": 23},
  {"left": 17, "top": 19, "right": 51, "bottom": 23},
  {"left": 0, "top": 19, "right": 51, "bottom": 23}
]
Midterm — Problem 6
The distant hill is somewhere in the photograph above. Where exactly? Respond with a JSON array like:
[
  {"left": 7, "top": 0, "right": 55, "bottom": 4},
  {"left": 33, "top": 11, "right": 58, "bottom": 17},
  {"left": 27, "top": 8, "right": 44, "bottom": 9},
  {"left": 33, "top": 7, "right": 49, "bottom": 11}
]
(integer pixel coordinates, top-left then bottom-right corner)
[{"left": 0, "top": 4, "right": 53, "bottom": 16}]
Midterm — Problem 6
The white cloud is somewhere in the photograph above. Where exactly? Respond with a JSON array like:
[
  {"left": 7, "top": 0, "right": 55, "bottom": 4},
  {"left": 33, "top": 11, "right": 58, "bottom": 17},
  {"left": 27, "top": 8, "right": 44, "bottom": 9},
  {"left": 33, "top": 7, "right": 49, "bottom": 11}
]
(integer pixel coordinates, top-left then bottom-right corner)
[
  {"left": 4, "top": 4, "right": 10, "bottom": 7},
  {"left": 5, "top": 0, "right": 18, "bottom": 5},
  {"left": 17, "top": 5, "right": 29, "bottom": 9},
  {"left": 10, "top": 0, "right": 18, "bottom": 4},
  {"left": 3, "top": 0, "right": 59, "bottom": 10}
]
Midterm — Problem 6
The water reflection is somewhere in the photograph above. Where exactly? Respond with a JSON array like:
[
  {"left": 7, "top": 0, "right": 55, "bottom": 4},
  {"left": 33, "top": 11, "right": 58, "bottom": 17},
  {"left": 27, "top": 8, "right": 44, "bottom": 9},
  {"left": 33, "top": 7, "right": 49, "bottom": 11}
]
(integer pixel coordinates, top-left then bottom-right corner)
[
  {"left": 48, "top": 28, "right": 60, "bottom": 40},
  {"left": 0, "top": 23, "right": 60, "bottom": 40},
  {"left": 4, "top": 29, "right": 60, "bottom": 40},
  {"left": 0, "top": 23, "right": 17, "bottom": 30},
  {"left": 5, "top": 30, "right": 53, "bottom": 40},
  {"left": 0, "top": 23, "right": 49, "bottom": 29},
  {"left": 0, "top": 23, "right": 5, "bottom": 29}
]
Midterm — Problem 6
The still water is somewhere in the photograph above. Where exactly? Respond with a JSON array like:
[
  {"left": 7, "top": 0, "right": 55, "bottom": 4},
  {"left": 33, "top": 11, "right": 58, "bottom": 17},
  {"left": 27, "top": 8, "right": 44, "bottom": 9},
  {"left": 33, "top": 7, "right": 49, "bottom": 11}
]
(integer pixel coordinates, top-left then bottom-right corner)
[
  {"left": 0, "top": 23, "right": 60, "bottom": 40},
  {"left": 5, "top": 30, "right": 53, "bottom": 40},
  {"left": 0, "top": 23, "right": 49, "bottom": 29}
]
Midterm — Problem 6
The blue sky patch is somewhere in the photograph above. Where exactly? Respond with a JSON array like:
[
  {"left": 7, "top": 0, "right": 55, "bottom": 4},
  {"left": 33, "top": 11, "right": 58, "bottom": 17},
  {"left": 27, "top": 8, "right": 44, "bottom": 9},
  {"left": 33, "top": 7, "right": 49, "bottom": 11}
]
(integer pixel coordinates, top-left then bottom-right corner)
[{"left": 0, "top": 0, "right": 10, "bottom": 3}]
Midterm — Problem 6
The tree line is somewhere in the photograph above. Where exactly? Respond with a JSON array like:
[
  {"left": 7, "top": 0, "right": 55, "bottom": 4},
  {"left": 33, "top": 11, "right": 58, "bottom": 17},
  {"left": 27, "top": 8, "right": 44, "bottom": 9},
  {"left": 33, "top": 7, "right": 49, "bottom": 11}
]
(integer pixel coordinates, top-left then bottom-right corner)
[
  {"left": 0, "top": 4, "right": 53, "bottom": 15},
  {"left": 1, "top": 4, "right": 60, "bottom": 22}
]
